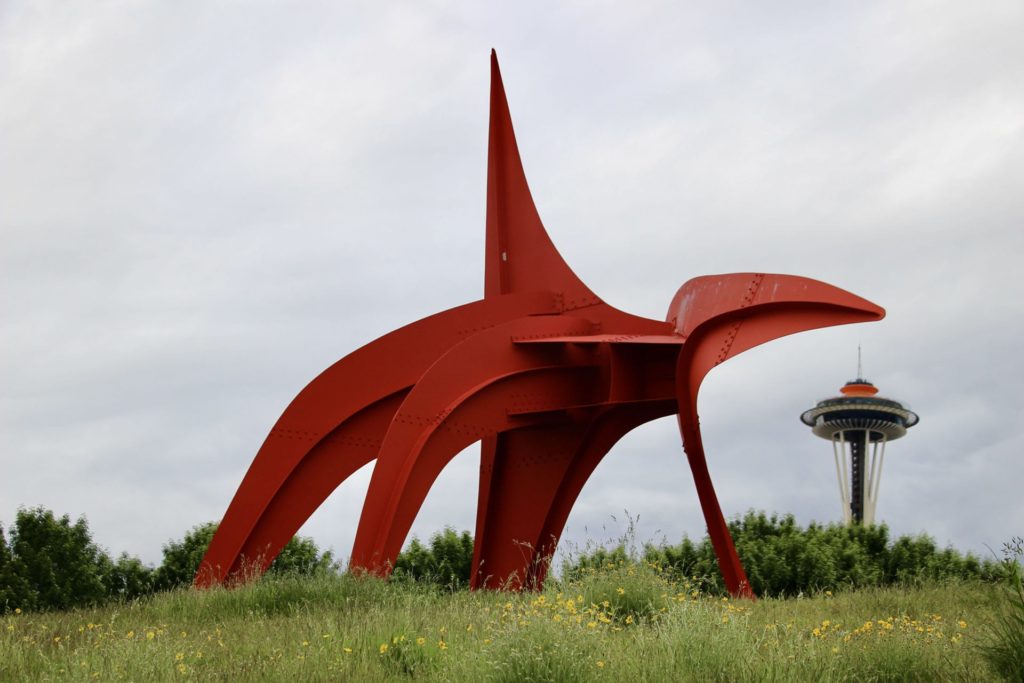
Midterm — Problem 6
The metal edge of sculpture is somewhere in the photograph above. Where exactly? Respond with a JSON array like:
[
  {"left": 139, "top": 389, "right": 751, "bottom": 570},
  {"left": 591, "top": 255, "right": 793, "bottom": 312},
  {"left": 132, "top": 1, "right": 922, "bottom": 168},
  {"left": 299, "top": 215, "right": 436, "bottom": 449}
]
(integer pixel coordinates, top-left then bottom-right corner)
[{"left": 195, "top": 52, "right": 884, "bottom": 598}]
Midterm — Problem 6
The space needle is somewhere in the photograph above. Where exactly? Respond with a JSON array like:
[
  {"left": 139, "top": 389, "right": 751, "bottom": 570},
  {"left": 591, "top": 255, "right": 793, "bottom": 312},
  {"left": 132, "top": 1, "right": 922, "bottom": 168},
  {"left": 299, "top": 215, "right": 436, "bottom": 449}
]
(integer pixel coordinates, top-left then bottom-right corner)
[{"left": 800, "top": 351, "right": 919, "bottom": 525}]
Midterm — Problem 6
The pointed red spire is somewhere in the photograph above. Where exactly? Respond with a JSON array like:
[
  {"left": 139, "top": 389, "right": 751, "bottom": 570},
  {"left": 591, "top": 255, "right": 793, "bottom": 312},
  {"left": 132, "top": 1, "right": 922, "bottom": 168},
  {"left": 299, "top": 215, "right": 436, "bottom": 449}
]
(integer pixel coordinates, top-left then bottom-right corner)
[{"left": 485, "top": 51, "right": 598, "bottom": 305}]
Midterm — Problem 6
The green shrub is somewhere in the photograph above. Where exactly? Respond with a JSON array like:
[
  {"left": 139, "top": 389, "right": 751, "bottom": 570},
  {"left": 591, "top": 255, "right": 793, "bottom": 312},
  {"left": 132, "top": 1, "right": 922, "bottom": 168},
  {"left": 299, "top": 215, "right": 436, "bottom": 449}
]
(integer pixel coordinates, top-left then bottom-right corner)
[
  {"left": 0, "top": 522, "right": 32, "bottom": 612},
  {"left": 570, "top": 511, "right": 998, "bottom": 597},
  {"left": 103, "top": 552, "right": 155, "bottom": 602},
  {"left": 3, "top": 507, "right": 110, "bottom": 612},
  {"left": 154, "top": 521, "right": 335, "bottom": 590},
  {"left": 393, "top": 527, "right": 474, "bottom": 589}
]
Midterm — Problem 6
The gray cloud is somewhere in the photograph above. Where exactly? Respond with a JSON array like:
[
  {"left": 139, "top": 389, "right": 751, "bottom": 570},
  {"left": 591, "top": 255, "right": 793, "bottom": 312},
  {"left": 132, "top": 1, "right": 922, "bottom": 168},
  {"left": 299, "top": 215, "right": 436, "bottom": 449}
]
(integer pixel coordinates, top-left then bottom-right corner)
[{"left": 2, "top": 1, "right": 1021, "bottom": 567}]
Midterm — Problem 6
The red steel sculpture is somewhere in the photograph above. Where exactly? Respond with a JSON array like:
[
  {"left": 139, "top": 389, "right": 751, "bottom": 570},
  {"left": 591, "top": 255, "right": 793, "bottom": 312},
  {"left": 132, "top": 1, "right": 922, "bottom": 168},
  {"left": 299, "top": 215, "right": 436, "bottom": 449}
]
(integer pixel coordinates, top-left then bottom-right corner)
[{"left": 196, "top": 52, "right": 884, "bottom": 598}]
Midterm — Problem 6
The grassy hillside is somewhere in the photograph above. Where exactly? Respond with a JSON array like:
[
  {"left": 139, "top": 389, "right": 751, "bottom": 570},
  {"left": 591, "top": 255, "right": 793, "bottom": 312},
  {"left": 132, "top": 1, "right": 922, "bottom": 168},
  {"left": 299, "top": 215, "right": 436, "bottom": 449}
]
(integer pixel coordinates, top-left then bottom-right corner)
[{"left": 1, "top": 562, "right": 1007, "bottom": 682}]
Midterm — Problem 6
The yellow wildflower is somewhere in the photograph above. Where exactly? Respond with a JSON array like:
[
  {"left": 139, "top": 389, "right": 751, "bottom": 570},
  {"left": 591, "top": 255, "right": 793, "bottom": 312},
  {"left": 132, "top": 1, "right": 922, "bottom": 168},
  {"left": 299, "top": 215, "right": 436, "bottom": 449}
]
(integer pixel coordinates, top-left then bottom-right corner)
[
  {"left": 597, "top": 660, "right": 606, "bottom": 668},
  {"left": 343, "top": 647, "right": 352, "bottom": 654},
  {"left": 147, "top": 631, "right": 155, "bottom": 640},
  {"left": 379, "top": 643, "right": 388, "bottom": 654}
]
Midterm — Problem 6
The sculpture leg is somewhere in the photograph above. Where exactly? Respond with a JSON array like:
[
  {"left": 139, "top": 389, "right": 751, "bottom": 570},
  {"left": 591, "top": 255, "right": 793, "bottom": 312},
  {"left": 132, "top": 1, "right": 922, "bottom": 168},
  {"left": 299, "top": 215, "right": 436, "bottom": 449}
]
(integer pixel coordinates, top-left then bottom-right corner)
[
  {"left": 196, "top": 387, "right": 411, "bottom": 586},
  {"left": 198, "top": 294, "right": 558, "bottom": 586},
  {"left": 675, "top": 351, "right": 753, "bottom": 598},
  {"left": 677, "top": 416, "right": 752, "bottom": 598},
  {"left": 527, "top": 402, "right": 676, "bottom": 587},
  {"left": 229, "top": 392, "right": 406, "bottom": 578},
  {"left": 349, "top": 370, "right": 590, "bottom": 574},
  {"left": 349, "top": 314, "right": 598, "bottom": 573},
  {"left": 472, "top": 425, "right": 591, "bottom": 590}
]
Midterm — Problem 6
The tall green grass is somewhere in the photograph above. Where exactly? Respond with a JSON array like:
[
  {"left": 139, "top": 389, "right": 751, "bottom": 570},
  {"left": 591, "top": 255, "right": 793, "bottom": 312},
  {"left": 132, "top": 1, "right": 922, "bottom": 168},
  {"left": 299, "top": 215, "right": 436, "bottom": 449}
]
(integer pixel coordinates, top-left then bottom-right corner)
[
  {"left": 1, "top": 561, "right": 1007, "bottom": 681},
  {"left": 980, "top": 536, "right": 1024, "bottom": 682}
]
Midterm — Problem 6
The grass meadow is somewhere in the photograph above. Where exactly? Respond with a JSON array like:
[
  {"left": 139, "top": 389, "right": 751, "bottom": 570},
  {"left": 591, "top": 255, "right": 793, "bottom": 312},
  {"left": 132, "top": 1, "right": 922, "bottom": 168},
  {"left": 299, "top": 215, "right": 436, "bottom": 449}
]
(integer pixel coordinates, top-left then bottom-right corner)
[{"left": 2, "top": 559, "right": 1013, "bottom": 682}]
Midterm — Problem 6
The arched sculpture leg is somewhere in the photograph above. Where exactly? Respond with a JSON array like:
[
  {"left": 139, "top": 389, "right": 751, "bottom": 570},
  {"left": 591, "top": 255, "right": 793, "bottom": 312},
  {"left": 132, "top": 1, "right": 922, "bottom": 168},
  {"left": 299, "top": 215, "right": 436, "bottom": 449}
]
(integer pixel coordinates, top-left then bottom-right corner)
[
  {"left": 228, "top": 392, "right": 405, "bottom": 578},
  {"left": 198, "top": 294, "right": 558, "bottom": 586},
  {"left": 526, "top": 402, "right": 677, "bottom": 587},
  {"left": 347, "top": 315, "right": 600, "bottom": 568},
  {"left": 471, "top": 402, "right": 676, "bottom": 589},
  {"left": 350, "top": 366, "right": 598, "bottom": 575},
  {"left": 675, "top": 338, "right": 752, "bottom": 597},
  {"left": 472, "top": 424, "right": 591, "bottom": 590},
  {"left": 676, "top": 409, "right": 752, "bottom": 598}
]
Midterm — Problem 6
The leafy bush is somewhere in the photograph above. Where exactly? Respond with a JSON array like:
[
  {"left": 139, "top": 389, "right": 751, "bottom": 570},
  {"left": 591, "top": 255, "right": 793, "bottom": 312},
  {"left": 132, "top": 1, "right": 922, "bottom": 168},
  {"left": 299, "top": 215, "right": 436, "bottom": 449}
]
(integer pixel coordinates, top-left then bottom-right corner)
[
  {"left": 154, "top": 521, "right": 335, "bottom": 590},
  {"left": 2, "top": 507, "right": 110, "bottom": 611},
  {"left": 103, "top": 552, "right": 156, "bottom": 601},
  {"left": 569, "top": 511, "right": 998, "bottom": 597},
  {"left": 0, "top": 509, "right": 335, "bottom": 613},
  {"left": 0, "top": 522, "right": 31, "bottom": 612},
  {"left": 393, "top": 527, "right": 474, "bottom": 589}
]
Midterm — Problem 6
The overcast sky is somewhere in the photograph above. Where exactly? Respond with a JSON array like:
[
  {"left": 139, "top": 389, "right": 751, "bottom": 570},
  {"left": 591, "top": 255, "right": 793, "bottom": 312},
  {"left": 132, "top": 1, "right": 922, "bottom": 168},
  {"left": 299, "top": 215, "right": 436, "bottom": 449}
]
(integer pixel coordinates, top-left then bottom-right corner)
[{"left": 3, "top": 1, "right": 1022, "bottom": 569}]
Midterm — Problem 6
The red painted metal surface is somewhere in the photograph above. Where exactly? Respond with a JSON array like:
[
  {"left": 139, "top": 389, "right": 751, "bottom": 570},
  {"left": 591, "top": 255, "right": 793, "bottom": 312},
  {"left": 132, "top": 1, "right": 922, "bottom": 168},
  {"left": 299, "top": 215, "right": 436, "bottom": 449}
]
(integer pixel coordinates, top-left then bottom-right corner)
[{"left": 196, "top": 52, "right": 885, "bottom": 598}]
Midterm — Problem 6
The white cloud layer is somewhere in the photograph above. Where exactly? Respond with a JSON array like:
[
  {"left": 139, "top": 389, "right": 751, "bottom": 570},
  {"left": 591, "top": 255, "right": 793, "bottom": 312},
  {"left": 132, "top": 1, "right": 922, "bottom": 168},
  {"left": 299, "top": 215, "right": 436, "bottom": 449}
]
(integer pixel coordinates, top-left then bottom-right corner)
[{"left": 2, "top": 1, "right": 1022, "bottom": 568}]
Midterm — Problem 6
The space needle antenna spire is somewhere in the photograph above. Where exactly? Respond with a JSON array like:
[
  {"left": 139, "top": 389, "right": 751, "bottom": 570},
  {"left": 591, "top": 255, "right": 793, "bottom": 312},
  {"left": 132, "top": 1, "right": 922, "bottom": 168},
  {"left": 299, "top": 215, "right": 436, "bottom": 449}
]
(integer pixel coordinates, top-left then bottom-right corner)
[{"left": 857, "top": 344, "right": 863, "bottom": 380}]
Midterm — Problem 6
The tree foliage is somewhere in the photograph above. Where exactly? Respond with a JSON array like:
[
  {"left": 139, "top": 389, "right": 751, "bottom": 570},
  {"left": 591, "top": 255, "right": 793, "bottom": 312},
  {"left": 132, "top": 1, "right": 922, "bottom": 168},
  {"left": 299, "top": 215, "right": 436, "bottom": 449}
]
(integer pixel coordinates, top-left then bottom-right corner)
[
  {"left": 393, "top": 527, "right": 475, "bottom": 589},
  {"left": 568, "top": 511, "right": 999, "bottom": 597},
  {"left": 2, "top": 507, "right": 110, "bottom": 611},
  {"left": 103, "top": 553, "right": 155, "bottom": 602},
  {"left": 154, "top": 522, "right": 335, "bottom": 590},
  {"left": 0, "top": 509, "right": 333, "bottom": 613},
  {"left": 0, "top": 522, "right": 31, "bottom": 612}
]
